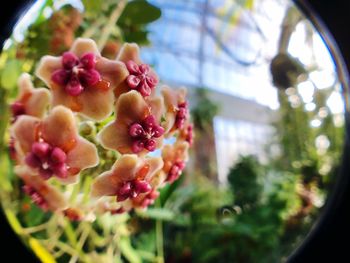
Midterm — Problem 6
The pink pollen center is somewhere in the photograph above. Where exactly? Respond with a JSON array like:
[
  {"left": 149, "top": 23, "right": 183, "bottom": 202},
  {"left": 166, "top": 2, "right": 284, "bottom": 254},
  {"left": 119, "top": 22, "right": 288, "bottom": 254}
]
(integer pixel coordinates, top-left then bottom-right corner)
[
  {"left": 175, "top": 102, "right": 188, "bottom": 129},
  {"left": 11, "top": 102, "right": 26, "bottom": 121},
  {"left": 51, "top": 52, "right": 101, "bottom": 96},
  {"left": 23, "top": 185, "right": 48, "bottom": 211},
  {"left": 186, "top": 124, "right": 194, "bottom": 146},
  {"left": 167, "top": 161, "right": 186, "bottom": 183},
  {"left": 125, "top": 60, "right": 158, "bottom": 97},
  {"left": 25, "top": 141, "right": 68, "bottom": 179},
  {"left": 139, "top": 189, "right": 159, "bottom": 208},
  {"left": 116, "top": 179, "right": 152, "bottom": 202},
  {"left": 128, "top": 115, "right": 164, "bottom": 153}
]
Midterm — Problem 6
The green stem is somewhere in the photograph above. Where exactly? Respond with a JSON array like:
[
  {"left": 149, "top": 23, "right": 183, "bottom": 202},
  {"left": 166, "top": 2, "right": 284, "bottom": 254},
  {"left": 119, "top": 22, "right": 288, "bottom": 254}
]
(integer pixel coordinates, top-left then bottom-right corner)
[
  {"left": 81, "top": 19, "right": 105, "bottom": 39},
  {"left": 97, "top": 0, "right": 127, "bottom": 51},
  {"left": 69, "top": 223, "right": 91, "bottom": 263},
  {"left": 63, "top": 219, "right": 78, "bottom": 247},
  {"left": 62, "top": 220, "right": 92, "bottom": 263},
  {"left": 22, "top": 221, "right": 50, "bottom": 234},
  {"left": 155, "top": 200, "right": 164, "bottom": 263}
]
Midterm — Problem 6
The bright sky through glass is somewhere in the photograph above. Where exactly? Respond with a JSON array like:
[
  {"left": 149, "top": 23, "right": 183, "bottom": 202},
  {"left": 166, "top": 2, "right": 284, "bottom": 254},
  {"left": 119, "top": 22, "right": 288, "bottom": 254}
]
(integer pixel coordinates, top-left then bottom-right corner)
[{"left": 9, "top": 0, "right": 344, "bottom": 114}]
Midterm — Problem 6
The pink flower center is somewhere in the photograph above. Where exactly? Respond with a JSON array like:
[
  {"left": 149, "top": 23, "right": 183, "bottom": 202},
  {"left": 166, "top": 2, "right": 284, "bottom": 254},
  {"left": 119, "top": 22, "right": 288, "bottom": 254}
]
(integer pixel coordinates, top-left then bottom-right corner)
[
  {"left": 116, "top": 179, "right": 152, "bottom": 202},
  {"left": 138, "top": 189, "right": 159, "bottom": 208},
  {"left": 175, "top": 102, "right": 188, "bottom": 129},
  {"left": 51, "top": 52, "right": 101, "bottom": 96},
  {"left": 167, "top": 161, "right": 186, "bottom": 183},
  {"left": 25, "top": 141, "right": 68, "bottom": 180},
  {"left": 11, "top": 101, "right": 26, "bottom": 122},
  {"left": 23, "top": 185, "right": 49, "bottom": 211},
  {"left": 185, "top": 124, "right": 193, "bottom": 146},
  {"left": 125, "top": 60, "right": 158, "bottom": 97},
  {"left": 111, "top": 207, "right": 126, "bottom": 215},
  {"left": 128, "top": 115, "right": 165, "bottom": 153}
]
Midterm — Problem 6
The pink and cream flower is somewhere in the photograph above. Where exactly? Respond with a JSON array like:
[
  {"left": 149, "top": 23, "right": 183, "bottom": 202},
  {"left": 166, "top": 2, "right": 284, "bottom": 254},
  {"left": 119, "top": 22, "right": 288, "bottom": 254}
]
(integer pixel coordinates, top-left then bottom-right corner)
[
  {"left": 161, "top": 86, "right": 189, "bottom": 134},
  {"left": 11, "top": 106, "right": 99, "bottom": 183},
  {"left": 36, "top": 38, "right": 129, "bottom": 121},
  {"left": 179, "top": 121, "right": 194, "bottom": 146},
  {"left": 15, "top": 166, "right": 68, "bottom": 212},
  {"left": 162, "top": 141, "right": 189, "bottom": 183},
  {"left": 91, "top": 154, "right": 163, "bottom": 203},
  {"left": 131, "top": 171, "right": 166, "bottom": 209},
  {"left": 115, "top": 43, "right": 158, "bottom": 98},
  {"left": 98, "top": 90, "right": 165, "bottom": 154},
  {"left": 10, "top": 73, "right": 50, "bottom": 122}
]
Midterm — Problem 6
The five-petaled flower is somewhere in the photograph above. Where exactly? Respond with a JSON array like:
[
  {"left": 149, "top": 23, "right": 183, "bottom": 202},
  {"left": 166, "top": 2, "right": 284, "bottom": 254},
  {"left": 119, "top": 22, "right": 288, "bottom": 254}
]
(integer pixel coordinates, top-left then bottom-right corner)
[
  {"left": 179, "top": 121, "right": 194, "bottom": 146},
  {"left": 125, "top": 61, "right": 158, "bottom": 97},
  {"left": 91, "top": 154, "right": 163, "bottom": 203},
  {"left": 51, "top": 51, "right": 101, "bottom": 96},
  {"left": 36, "top": 38, "right": 129, "bottom": 121},
  {"left": 161, "top": 86, "right": 189, "bottom": 134},
  {"left": 10, "top": 73, "right": 50, "bottom": 122},
  {"left": 115, "top": 43, "right": 158, "bottom": 98},
  {"left": 11, "top": 105, "right": 99, "bottom": 183},
  {"left": 98, "top": 90, "right": 165, "bottom": 154},
  {"left": 132, "top": 189, "right": 160, "bottom": 209},
  {"left": 15, "top": 166, "right": 68, "bottom": 212},
  {"left": 162, "top": 141, "right": 189, "bottom": 183}
]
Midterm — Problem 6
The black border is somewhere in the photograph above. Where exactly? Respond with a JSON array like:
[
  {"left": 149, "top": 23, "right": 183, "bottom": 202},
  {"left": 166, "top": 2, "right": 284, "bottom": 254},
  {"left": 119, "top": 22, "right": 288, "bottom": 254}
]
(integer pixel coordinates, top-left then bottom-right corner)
[
  {"left": 0, "top": 1, "right": 349, "bottom": 262},
  {"left": 288, "top": 1, "right": 350, "bottom": 261}
]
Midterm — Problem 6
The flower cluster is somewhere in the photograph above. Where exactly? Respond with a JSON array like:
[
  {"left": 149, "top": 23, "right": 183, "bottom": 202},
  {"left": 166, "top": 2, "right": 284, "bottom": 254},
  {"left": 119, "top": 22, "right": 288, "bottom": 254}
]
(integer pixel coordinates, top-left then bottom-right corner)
[{"left": 9, "top": 38, "right": 193, "bottom": 219}]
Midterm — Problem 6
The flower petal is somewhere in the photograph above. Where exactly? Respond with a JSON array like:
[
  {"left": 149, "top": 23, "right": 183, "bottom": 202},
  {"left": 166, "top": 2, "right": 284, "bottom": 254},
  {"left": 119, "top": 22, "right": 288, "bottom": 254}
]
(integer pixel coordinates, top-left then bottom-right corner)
[
  {"left": 98, "top": 121, "right": 133, "bottom": 153},
  {"left": 66, "top": 138, "right": 98, "bottom": 170},
  {"left": 91, "top": 155, "right": 139, "bottom": 197},
  {"left": 50, "top": 83, "right": 84, "bottom": 112},
  {"left": 11, "top": 115, "right": 40, "bottom": 156},
  {"left": 147, "top": 95, "right": 164, "bottom": 123},
  {"left": 96, "top": 57, "right": 129, "bottom": 91},
  {"left": 162, "top": 141, "right": 189, "bottom": 173},
  {"left": 117, "top": 43, "right": 142, "bottom": 64},
  {"left": 115, "top": 90, "right": 150, "bottom": 124},
  {"left": 150, "top": 171, "right": 166, "bottom": 188},
  {"left": 69, "top": 38, "right": 100, "bottom": 57},
  {"left": 143, "top": 157, "right": 164, "bottom": 182},
  {"left": 78, "top": 84, "right": 114, "bottom": 121},
  {"left": 161, "top": 86, "right": 187, "bottom": 133},
  {"left": 15, "top": 166, "right": 68, "bottom": 211},
  {"left": 174, "top": 141, "right": 190, "bottom": 162},
  {"left": 17, "top": 73, "right": 51, "bottom": 118},
  {"left": 41, "top": 106, "right": 78, "bottom": 151},
  {"left": 36, "top": 56, "right": 62, "bottom": 87}
]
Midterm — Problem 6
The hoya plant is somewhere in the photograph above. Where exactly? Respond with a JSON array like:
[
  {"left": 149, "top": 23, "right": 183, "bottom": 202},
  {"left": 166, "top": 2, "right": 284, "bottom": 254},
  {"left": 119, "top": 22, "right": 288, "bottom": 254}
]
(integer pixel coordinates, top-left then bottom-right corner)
[{"left": 10, "top": 37, "right": 193, "bottom": 219}]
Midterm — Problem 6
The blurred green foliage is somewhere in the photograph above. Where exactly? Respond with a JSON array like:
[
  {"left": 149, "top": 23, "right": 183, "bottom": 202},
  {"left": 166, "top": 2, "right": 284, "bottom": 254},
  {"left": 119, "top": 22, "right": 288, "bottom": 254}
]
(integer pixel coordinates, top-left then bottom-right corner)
[{"left": 191, "top": 88, "right": 220, "bottom": 130}]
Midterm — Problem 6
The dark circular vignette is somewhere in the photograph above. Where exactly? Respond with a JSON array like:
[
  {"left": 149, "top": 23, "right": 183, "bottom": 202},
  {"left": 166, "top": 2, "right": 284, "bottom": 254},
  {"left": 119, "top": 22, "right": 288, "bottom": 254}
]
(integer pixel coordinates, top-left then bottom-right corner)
[
  {"left": 288, "top": 1, "right": 350, "bottom": 261},
  {"left": 0, "top": 1, "right": 349, "bottom": 262},
  {"left": 0, "top": 3, "right": 38, "bottom": 263}
]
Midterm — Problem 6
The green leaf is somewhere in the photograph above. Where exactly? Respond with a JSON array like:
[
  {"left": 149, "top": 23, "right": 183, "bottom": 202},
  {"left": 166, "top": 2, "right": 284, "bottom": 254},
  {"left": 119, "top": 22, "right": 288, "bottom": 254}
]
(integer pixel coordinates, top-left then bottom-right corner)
[
  {"left": 119, "top": 0, "right": 161, "bottom": 25},
  {"left": 136, "top": 208, "right": 175, "bottom": 221},
  {"left": 123, "top": 30, "right": 150, "bottom": 45},
  {"left": 82, "top": 0, "right": 103, "bottom": 14},
  {"left": 1, "top": 60, "right": 22, "bottom": 89},
  {"left": 119, "top": 237, "right": 142, "bottom": 263},
  {"left": 23, "top": 204, "right": 47, "bottom": 227},
  {"left": 160, "top": 172, "right": 184, "bottom": 207}
]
